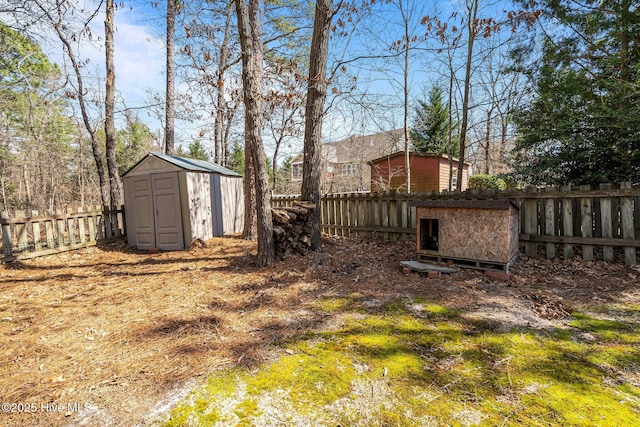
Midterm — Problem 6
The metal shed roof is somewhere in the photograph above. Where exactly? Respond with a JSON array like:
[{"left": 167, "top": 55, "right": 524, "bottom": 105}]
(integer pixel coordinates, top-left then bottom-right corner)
[{"left": 122, "top": 153, "right": 242, "bottom": 177}]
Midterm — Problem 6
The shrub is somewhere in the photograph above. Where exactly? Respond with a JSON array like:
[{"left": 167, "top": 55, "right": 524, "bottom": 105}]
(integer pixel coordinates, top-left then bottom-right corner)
[{"left": 468, "top": 174, "right": 507, "bottom": 191}]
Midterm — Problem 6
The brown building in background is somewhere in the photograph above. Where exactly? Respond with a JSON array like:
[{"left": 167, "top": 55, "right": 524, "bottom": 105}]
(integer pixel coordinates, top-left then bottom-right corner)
[
  {"left": 290, "top": 129, "right": 404, "bottom": 194},
  {"left": 369, "top": 151, "right": 469, "bottom": 193}
]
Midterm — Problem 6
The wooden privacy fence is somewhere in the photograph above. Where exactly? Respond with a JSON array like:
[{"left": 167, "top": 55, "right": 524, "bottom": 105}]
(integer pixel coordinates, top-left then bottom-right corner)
[
  {"left": 272, "top": 183, "right": 640, "bottom": 265},
  {"left": 0, "top": 206, "right": 125, "bottom": 262}
]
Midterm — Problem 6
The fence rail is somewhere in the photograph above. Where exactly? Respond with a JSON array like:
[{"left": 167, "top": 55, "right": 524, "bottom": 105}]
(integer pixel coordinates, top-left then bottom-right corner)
[
  {"left": 0, "top": 206, "right": 125, "bottom": 262},
  {"left": 272, "top": 183, "right": 640, "bottom": 265}
]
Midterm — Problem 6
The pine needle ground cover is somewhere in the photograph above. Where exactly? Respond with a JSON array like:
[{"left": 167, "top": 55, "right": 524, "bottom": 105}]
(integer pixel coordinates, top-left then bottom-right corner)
[{"left": 0, "top": 237, "right": 638, "bottom": 426}]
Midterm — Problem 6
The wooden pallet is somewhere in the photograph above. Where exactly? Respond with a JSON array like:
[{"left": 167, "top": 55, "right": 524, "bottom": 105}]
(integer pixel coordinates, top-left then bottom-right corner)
[
  {"left": 417, "top": 253, "right": 518, "bottom": 273},
  {"left": 400, "top": 260, "right": 458, "bottom": 274}
]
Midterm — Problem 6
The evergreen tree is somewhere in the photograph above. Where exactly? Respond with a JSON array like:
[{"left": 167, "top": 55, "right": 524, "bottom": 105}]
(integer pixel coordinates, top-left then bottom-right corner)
[
  {"left": 116, "top": 113, "right": 155, "bottom": 175},
  {"left": 511, "top": 0, "right": 640, "bottom": 185},
  {"left": 410, "top": 86, "right": 458, "bottom": 155},
  {"left": 187, "top": 140, "right": 209, "bottom": 161},
  {"left": 227, "top": 140, "right": 245, "bottom": 176}
]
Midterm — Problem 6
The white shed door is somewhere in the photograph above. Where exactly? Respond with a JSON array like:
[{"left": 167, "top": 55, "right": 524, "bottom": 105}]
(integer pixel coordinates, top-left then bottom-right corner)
[
  {"left": 130, "top": 175, "right": 155, "bottom": 249},
  {"left": 151, "top": 172, "right": 184, "bottom": 250}
]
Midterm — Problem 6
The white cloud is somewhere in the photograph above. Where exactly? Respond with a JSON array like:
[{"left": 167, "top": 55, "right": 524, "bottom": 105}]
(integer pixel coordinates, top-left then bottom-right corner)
[{"left": 71, "top": 8, "right": 166, "bottom": 111}]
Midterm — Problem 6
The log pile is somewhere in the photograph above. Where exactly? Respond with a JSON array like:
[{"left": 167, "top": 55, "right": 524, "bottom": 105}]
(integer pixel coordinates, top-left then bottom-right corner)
[{"left": 271, "top": 201, "right": 316, "bottom": 259}]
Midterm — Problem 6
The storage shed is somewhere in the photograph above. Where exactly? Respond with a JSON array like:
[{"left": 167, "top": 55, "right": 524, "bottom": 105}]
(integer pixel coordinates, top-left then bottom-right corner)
[
  {"left": 369, "top": 151, "right": 469, "bottom": 193},
  {"left": 122, "top": 153, "right": 244, "bottom": 250},
  {"left": 412, "top": 200, "right": 519, "bottom": 271}
]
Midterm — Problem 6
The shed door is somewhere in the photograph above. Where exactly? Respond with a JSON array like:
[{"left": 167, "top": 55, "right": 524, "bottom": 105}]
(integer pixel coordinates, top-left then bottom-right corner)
[
  {"left": 130, "top": 175, "right": 155, "bottom": 249},
  {"left": 151, "top": 172, "right": 184, "bottom": 250}
]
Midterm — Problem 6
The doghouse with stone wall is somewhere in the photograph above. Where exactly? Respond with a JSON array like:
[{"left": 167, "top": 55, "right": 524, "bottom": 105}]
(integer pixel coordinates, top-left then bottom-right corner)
[
  {"left": 122, "top": 153, "right": 244, "bottom": 251},
  {"left": 412, "top": 200, "right": 519, "bottom": 272}
]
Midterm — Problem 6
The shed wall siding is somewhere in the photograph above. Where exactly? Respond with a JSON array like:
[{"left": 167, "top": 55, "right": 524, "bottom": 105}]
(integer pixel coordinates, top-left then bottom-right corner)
[
  {"left": 185, "top": 172, "right": 214, "bottom": 242},
  {"left": 178, "top": 171, "right": 191, "bottom": 248},
  {"left": 370, "top": 156, "right": 406, "bottom": 192},
  {"left": 439, "top": 159, "right": 450, "bottom": 192},
  {"left": 409, "top": 157, "right": 440, "bottom": 193},
  {"left": 219, "top": 175, "right": 244, "bottom": 234}
]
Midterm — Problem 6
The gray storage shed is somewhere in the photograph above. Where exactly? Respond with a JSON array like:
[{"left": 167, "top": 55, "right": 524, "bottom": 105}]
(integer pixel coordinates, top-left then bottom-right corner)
[{"left": 122, "top": 153, "right": 244, "bottom": 250}]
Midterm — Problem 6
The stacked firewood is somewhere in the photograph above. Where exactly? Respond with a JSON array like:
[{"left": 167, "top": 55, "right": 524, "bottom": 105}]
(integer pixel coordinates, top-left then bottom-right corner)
[{"left": 271, "top": 201, "right": 316, "bottom": 259}]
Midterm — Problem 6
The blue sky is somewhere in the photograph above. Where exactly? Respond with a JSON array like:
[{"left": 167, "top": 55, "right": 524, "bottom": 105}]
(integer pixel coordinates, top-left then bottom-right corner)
[{"left": 33, "top": 0, "right": 522, "bottom": 161}]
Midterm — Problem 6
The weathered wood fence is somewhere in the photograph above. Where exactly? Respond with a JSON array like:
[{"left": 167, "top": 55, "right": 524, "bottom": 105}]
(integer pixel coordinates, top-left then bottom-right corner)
[
  {"left": 272, "top": 183, "right": 640, "bottom": 265},
  {"left": 0, "top": 206, "right": 125, "bottom": 262}
]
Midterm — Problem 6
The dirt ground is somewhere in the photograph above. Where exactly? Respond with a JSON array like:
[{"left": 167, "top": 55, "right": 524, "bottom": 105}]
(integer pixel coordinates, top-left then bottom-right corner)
[{"left": 0, "top": 236, "right": 638, "bottom": 426}]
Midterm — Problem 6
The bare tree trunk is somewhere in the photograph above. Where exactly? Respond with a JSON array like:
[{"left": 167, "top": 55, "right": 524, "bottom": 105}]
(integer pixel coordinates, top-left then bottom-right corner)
[
  {"left": 215, "top": 1, "right": 234, "bottom": 164},
  {"left": 243, "top": 150, "right": 257, "bottom": 240},
  {"left": 447, "top": 67, "right": 454, "bottom": 191},
  {"left": 34, "top": 0, "right": 109, "bottom": 207},
  {"left": 484, "top": 107, "right": 493, "bottom": 175},
  {"left": 236, "top": 0, "right": 274, "bottom": 266},
  {"left": 301, "top": 0, "right": 335, "bottom": 251},
  {"left": 456, "top": 0, "right": 478, "bottom": 192},
  {"left": 104, "top": 0, "right": 122, "bottom": 208},
  {"left": 401, "top": 0, "right": 411, "bottom": 193},
  {"left": 223, "top": 102, "right": 238, "bottom": 166},
  {"left": 165, "top": 0, "right": 176, "bottom": 155}
]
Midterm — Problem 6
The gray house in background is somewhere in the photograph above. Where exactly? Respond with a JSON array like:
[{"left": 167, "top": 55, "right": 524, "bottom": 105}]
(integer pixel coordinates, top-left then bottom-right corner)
[
  {"left": 122, "top": 153, "right": 244, "bottom": 250},
  {"left": 290, "top": 129, "right": 405, "bottom": 194}
]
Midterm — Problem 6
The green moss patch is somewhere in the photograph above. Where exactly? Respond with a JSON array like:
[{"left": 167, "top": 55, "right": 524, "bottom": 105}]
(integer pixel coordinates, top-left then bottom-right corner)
[{"left": 162, "top": 298, "right": 640, "bottom": 427}]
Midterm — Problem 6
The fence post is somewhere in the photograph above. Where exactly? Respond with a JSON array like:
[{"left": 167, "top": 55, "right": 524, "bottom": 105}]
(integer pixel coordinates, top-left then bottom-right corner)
[
  {"left": 401, "top": 194, "right": 409, "bottom": 240},
  {"left": 391, "top": 194, "right": 399, "bottom": 242},
  {"left": 544, "top": 186, "right": 556, "bottom": 259},
  {"left": 1, "top": 211, "right": 13, "bottom": 257},
  {"left": 580, "top": 185, "right": 593, "bottom": 261},
  {"left": 562, "top": 186, "right": 574, "bottom": 259},
  {"left": 78, "top": 207, "right": 86, "bottom": 244},
  {"left": 599, "top": 184, "right": 614, "bottom": 262},
  {"left": 32, "top": 210, "right": 41, "bottom": 251},
  {"left": 14, "top": 210, "right": 28, "bottom": 254},
  {"left": 524, "top": 186, "right": 538, "bottom": 257},
  {"left": 44, "top": 210, "right": 54, "bottom": 249},
  {"left": 88, "top": 207, "right": 96, "bottom": 242},
  {"left": 338, "top": 194, "right": 345, "bottom": 237},
  {"left": 620, "top": 182, "right": 636, "bottom": 265},
  {"left": 56, "top": 209, "right": 65, "bottom": 247},
  {"left": 97, "top": 205, "right": 105, "bottom": 240},
  {"left": 67, "top": 208, "right": 76, "bottom": 245},
  {"left": 105, "top": 205, "right": 113, "bottom": 239},
  {"left": 120, "top": 204, "right": 126, "bottom": 238}
]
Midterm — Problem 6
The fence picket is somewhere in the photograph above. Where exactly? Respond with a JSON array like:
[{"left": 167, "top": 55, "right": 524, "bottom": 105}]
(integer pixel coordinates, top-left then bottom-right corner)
[
  {"left": 1, "top": 211, "right": 12, "bottom": 257},
  {"left": 32, "top": 210, "right": 41, "bottom": 251},
  {"left": 561, "top": 187, "right": 574, "bottom": 259},
  {"left": 580, "top": 185, "right": 594, "bottom": 261},
  {"left": 620, "top": 182, "right": 636, "bottom": 265},
  {"left": 15, "top": 210, "right": 28, "bottom": 253},
  {"left": 67, "top": 208, "right": 76, "bottom": 245},
  {"left": 599, "top": 184, "right": 614, "bottom": 262},
  {"left": 0, "top": 206, "right": 125, "bottom": 262},
  {"left": 524, "top": 188, "right": 538, "bottom": 257},
  {"left": 56, "top": 209, "right": 65, "bottom": 247},
  {"left": 44, "top": 210, "right": 54, "bottom": 249},
  {"left": 544, "top": 187, "right": 556, "bottom": 259}
]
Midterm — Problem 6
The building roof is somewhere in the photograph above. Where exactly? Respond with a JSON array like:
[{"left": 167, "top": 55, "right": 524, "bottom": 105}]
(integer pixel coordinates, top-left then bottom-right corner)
[
  {"left": 123, "top": 153, "right": 242, "bottom": 178},
  {"left": 368, "top": 150, "right": 469, "bottom": 166},
  {"left": 411, "top": 199, "right": 518, "bottom": 211},
  {"left": 291, "top": 129, "right": 405, "bottom": 165}
]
